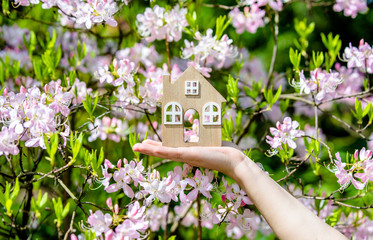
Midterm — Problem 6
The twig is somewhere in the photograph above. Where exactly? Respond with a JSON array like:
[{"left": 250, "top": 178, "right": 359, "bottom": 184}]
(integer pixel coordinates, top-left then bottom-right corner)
[
  {"left": 276, "top": 156, "right": 309, "bottom": 183},
  {"left": 266, "top": 11, "right": 279, "bottom": 88},
  {"left": 197, "top": 193, "right": 202, "bottom": 240},
  {"left": 145, "top": 110, "right": 162, "bottom": 141},
  {"left": 170, "top": 202, "right": 194, "bottom": 234},
  {"left": 165, "top": 39, "right": 171, "bottom": 75}
]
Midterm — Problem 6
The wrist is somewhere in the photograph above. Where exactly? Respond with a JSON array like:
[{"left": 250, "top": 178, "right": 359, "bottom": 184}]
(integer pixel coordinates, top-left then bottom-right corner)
[{"left": 231, "top": 155, "right": 254, "bottom": 186}]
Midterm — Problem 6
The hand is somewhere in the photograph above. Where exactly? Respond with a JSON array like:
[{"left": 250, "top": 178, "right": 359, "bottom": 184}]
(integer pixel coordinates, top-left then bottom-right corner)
[{"left": 132, "top": 139, "right": 247, "bottom": 183}]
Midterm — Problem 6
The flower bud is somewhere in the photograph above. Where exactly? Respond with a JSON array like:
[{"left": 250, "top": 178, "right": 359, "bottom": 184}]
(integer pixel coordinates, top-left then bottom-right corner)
[
  {"left": 106, "top": 197, "right": 113, "bottom": 209},
  {"left": 117, "top": 159, "right": 122, "bottom": 168},
  {"left": 70, "top": 234, "right": 78, "bottom": 240},
  {"left": 20, "top": 86, "right": 26, "bottom": 94},
  {"left": 102, "top": 116, "right": 111, "bottom": 126},
  {"left": 114, "top": 204, "right": 119, "bottom": 214}
]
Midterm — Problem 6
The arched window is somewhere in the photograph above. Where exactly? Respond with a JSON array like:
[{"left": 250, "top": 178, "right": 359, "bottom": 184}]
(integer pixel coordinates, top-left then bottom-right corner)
[
  {"left": 164, "top": 102, "right": 183, "bottom": 125},
  {"left": 202, "top": 102, "right": 221, "bottom": 125}
]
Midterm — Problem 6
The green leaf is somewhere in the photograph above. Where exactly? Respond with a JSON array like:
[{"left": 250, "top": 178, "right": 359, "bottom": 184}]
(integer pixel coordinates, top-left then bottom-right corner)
[
  {"left": 2, "top": 0, "right": 10, "bottom": 15},
  {"left": 279, "top": 99, "right": 290, "bottom": 114},
  {"left": 215, "top": 15, "right": 232, "bottom": 39},
  {"left": 273, "top": 85, "right": 282, "bottom": 103},
  {"left": 33, "top": 58, "right": 44, "bottom": 82},
  {"left": 129, "top": 133, "right": 140, "bottom": 161},
  {"left": 264, "top": 86, "right": 280, "bottom": 109},
  {"left": 226, "top": 75, "right": 239, "bottom": 104},
  {"left": 311, "top": 51, "right": 324, "bottom": 69},
  {"left": 326, "top": 208, "right": 342, "bottom": 227},
  {"left": 222, "top": 117, "right": 234, "bottom": 141},
  {"left": 70, "top": 132, "right": 83, "bottom": 163},
  {"left": 62, "top": 202, "right": 70, "bottom": 218},
  {"left": 0, "top": 61, "right": 5, "bottom": 85},
  {"left": 6, "top": 199, "right": 13, "bottom": 216},
  {"left": 44, "top": 133, "right": 59, "bottom": 167},
  {"left": 10, "top": 178, "right": 20, "bottom": 201},
  {"left": 39, "top": 191, "right": 48, "bottom": 208},
  {"left": 289, "top": 48, "right": 301, "bottom": 71}
]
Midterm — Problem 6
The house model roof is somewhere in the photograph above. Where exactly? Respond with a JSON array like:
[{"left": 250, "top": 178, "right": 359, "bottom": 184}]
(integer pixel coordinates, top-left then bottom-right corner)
[{"left": 159, "top": 65, "right": 226, "bottom": 104}]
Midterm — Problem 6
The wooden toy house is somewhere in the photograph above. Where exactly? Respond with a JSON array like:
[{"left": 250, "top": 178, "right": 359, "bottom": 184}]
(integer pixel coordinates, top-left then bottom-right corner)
[{"left": 159, "top": 66, "right": 226, "bottom": 147}]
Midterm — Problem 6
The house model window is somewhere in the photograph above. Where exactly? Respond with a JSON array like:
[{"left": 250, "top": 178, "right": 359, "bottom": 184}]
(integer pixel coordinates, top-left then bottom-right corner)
[
  {"left": 164, "top": 102, "right": 183, "bottom": 125},
  {"left": 202, "top": 102, "right": 221, "bottom": 125},
  {"left": 185, "top": 81, "right": 199, "bottom": 95}
]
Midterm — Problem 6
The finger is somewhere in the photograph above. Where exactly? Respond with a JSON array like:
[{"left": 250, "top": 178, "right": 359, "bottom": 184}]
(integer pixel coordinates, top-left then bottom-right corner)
[{"left": 142, "top": 139, "right": 162, "bottom": 146}]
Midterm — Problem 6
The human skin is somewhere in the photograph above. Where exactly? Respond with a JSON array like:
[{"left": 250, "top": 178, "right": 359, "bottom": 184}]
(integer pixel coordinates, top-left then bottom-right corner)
[{"left": 132, "top": 139, "right": 348, "bottom": 240}]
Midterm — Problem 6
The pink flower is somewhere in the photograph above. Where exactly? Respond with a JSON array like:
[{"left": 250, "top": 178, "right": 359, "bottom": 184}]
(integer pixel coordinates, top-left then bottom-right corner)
[
  {"left": 88, "top": 117, "right": 130, "bottom": 142},
  {"left": 0, "top": 127, "right": 20, "bottom": 156},
  {"left": 140, "top": 174, "right": 173, "bottom": 204},
  {"left": 292, "top": 69, "right": 343, "bottom": 101},
  {"left": 116, "top": 43, "right": 160, "bottom": 68},
  {"left": 87, "top": 210, "right": 112, "bottom": 236},
  {"left": 333, "top": 0, "right": 367, "bottom": 18},
  {"left": 106, "top": 167, "right": 134, "bottom": 198},
  {"left": 115, "top": 219, "right": 148, "bottom": 239},
  {"left": 114, "top": 59, "right": 137, "bottom": 87},
  {"left": 145, "top": 205, "right": 168, "bottom": 231},
  {"left": 125, "top": 160, "right": 145, "bottom": 187},
  {"left": 229, "top": 5, "right": 265, "bottom": 34},
  {"left": 333, "top": 152, "right": 365, "bottom": 190},
  {"left": 181, "top": 169, "right": 213, "bottom": 201},
  {"left": 95, "top": 64, "right": 114, "bottom": 84},
  {"left": 136, "top": 5, "right": 188, "bottom": 42},
  {"left": 266, "top": 117, "right": 304, "bottom": 150},
  {"left": 136, "top": 5, "right": 166, "bottom": 42},
  {"left": 343, "top": 40, "right": 373, "bottom": 73},
  {"left": 182, "top": 28, "right": 237, "bottom": 71},
  {"left": 127, "top": 201, "right": 145, "bottom": 220},
  {"left": 226, "top": 209, "right": 256, "bottom": 239},
  {"left": 222, "top": 177, "right": 252, "bottom": 209}
]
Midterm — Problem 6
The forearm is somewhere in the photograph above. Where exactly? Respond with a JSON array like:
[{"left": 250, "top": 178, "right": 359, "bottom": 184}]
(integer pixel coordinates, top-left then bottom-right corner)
[{"left": 233, "top": 157, "right": 347, "bottom": 240}]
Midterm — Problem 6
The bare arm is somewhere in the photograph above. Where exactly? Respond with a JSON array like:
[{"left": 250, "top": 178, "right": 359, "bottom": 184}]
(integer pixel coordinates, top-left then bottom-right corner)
[{"left": 133, "top": 140, "right": 347, "bottom": 240}]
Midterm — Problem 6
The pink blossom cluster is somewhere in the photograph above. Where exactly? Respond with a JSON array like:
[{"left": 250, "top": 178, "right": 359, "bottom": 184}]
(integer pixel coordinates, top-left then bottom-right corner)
[
  {"left": 136, "top": 5, "right": 188, "bottom": 42},
  {"left": 292, "top": 68, "right": 343, "bottom": 101},
  {"left": 182, "top": 29, "right": 238, "bottom": 77},
  {"left": 335, "top": 63, "right": 364, "bottom": 103},
  {"left": 114, "top": 63, "right": 182, "bottom": 114},
  {"left": 88, "top": 116, "right": 130, "bottom": 142},
  {"left": 14, "top": 0, "right": 121, "bottom": 29},
  {"left": 89, "top": 158, "right": 272, "bottom": 239},
  {"left": 343, "top": 39, "right": 373, "bottom": 73},
  {"left": 115, "top": 43, "right": 160, "bottom": 69},
  {"left": 230, "top": 0, "right": 283, "bottom": 34},
  {"left": 102, "top": 159, "right": 214, "bottom": 204},
  {"left": 81, "top": 198, "right": 148, "bottom": 239},
  {"left": 333, "top": 0, "right": 367, "bottom": 18},
  {"left": 333, "top": 148, "right": 373, "bottom": 190},
  {"left": 95, "top": 58, "right": 137, "bottom": 87},
  {"left": 266, "top": 117, "right": 304, "bottom": 151},
  {"left": 229, "top": 6, "right": 265, "bottom": 34},
  {"left": 0, "top": 81, "right": 72, "bottom": 155}
]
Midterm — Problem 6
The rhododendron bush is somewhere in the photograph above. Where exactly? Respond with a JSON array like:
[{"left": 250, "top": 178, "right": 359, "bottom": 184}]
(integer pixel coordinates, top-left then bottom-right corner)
[{"left": 1, "top": 0, "right": 373, "bottom": 239}]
